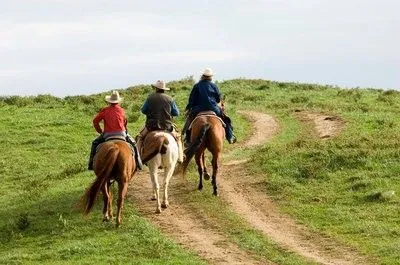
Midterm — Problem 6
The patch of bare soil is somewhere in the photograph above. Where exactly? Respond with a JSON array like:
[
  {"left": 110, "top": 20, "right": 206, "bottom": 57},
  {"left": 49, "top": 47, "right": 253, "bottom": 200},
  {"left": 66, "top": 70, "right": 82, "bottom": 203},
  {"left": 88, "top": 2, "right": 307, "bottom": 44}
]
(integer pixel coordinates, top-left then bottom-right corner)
[
  {"left": 295, "top": 111, "right": 345, "bottom": 139},
  {"left": 237, "top": 110, "right": 280, "bottom": 148}
]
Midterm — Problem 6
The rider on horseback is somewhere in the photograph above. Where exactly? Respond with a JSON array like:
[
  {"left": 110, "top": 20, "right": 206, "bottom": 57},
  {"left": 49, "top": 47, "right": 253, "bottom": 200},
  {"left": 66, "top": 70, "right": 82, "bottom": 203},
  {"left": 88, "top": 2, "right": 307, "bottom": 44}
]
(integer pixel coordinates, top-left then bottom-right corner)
[
  {"left": 136, "top": 80, "right": 183, "bottom": 161},
  {"left": 183, "top": 68, "right": 236, "bottom": 145},
  {"left": 88, "top": 90, "right": 143, "bottom": 170}
]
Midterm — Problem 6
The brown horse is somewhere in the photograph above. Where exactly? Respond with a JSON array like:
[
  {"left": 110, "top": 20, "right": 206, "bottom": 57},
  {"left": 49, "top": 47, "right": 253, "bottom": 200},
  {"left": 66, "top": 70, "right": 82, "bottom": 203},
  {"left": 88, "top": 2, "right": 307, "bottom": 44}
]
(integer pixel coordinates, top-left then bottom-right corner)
[
  {"left": 82, "top": 140, "right": 136, "bottom": 227},
  {"left": 181, "top": 114, "right": 225, "bottom": 196}
]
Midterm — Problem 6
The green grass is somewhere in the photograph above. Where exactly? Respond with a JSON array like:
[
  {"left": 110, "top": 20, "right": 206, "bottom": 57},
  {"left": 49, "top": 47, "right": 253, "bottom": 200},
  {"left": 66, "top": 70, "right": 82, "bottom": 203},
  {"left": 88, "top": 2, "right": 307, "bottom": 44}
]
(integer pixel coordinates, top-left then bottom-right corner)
[
  {"left": 0, "top": 100, "right": 206, "bottom": 264},
  {"left": 1, "top": 78, "right": 399, "bottom": 264}
]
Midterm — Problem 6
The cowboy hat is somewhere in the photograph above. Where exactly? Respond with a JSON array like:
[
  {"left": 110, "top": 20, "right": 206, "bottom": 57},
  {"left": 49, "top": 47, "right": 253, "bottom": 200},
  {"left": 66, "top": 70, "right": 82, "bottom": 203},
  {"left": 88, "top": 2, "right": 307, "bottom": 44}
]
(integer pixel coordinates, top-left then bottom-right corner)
[
  {"left": 202, "top": 68, "right": 214, "bottom": 77},
  {"left": 105, "top": 90, "right": 122, "bottom": 103},
  {"left": 151, "top": 80, "right": 170, "bottom": 91}
]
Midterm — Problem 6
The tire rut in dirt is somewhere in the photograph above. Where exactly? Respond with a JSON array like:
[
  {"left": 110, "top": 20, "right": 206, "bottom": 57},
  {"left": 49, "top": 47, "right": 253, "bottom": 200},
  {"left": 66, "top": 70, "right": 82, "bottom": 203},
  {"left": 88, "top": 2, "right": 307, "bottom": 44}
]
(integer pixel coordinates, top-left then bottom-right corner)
[
  {"left": 128, "top": 170, "right": 266, "bottom": 265},
  {"left": 218, "top": 111, "right": 372, "bottom": 265}
]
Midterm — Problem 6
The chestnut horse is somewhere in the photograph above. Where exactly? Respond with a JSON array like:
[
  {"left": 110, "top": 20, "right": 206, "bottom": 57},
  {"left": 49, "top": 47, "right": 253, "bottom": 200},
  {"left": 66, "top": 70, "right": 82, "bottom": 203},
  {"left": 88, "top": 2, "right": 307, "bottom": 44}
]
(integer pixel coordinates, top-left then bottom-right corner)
[
  {"left": 141, "top": 131, "right": 180, "bottom": 213},
  {"left": 181, "top": 114, "right": 225, "bottom": 196},
  {"left": 82, "top": 140, "right": 136, "bottom": 227}
]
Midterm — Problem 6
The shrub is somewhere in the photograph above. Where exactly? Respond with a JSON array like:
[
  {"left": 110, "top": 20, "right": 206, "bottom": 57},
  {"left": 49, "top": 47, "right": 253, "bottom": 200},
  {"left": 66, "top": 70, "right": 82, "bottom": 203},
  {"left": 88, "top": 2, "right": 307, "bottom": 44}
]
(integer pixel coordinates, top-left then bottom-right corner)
[
  {"left": 33, "top": 94, "right": 62, "bottom": 104},
  {"left": 0, "top": 96, "right": 35, "bottom": 107},
  {"left": 17, "top": 213, "right": 30, "bottom": 231},
  {"left": 290, "top": 96, "right": 309, "bottom": 104},
  {"left": 337, "top": 89, "right": 362, "bottom": 102}
]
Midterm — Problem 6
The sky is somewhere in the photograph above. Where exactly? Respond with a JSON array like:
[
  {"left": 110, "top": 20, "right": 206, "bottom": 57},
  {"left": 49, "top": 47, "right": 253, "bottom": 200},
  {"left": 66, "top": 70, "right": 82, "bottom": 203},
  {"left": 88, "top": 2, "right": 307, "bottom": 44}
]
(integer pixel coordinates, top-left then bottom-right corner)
[{"left": 0, "top": 0, "right": 399, "bottom": 97}]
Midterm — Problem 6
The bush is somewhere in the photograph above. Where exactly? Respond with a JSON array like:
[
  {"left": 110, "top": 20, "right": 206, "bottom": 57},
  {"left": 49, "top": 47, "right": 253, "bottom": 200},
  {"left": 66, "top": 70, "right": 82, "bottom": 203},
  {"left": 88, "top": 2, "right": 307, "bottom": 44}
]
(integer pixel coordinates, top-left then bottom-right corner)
[
  {"left": 17, "top": 213, "right": 30, "bottom": 231},
  {"left": 290, "top": 96, "right": 309, "bottom": 104},
  {"left": 337, "top": 89, "right": 362, "bottom": 102},
  {"left": 0, "top": 96, "right": 35, "bottom": 107},
  {"left": 33, "top": 94, "right": 62, "bottom": 104}
]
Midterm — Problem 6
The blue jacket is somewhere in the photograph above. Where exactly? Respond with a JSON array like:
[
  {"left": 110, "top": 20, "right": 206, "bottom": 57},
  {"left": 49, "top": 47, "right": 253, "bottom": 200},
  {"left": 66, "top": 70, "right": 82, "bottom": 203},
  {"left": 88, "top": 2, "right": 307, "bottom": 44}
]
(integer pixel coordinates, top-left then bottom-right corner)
[{"left": 186, "top": 80, "right": 222, "bottom": 115}]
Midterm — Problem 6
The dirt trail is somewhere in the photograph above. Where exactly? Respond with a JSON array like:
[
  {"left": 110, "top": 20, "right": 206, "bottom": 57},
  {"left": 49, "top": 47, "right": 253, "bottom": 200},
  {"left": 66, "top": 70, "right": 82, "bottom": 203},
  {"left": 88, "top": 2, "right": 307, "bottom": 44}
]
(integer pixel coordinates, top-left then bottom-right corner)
[
  {"left": 130, "top": 173, "right": 267, "bottom": 264},
  {"left": 219, "top": 111, "right": 370, "bottom": 265},
  {"left": 128, "top": 110, "right": 370, "bottom": 265}
]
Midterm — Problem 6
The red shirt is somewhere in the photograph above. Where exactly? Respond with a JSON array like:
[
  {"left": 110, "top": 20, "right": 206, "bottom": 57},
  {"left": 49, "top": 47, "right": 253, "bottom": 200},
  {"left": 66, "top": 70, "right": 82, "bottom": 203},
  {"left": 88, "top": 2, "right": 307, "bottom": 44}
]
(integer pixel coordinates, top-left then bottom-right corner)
[{"left": 93, "top": 104, "right": 127, "bottom": 134}]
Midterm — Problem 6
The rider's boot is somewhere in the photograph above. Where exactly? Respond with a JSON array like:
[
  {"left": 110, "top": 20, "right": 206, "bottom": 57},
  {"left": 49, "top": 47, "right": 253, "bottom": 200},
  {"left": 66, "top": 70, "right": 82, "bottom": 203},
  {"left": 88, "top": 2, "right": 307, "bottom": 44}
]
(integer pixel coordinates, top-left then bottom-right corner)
[
  {"left": 126, "top": 134, "right": 143, "bottom": 170},
  {"left": 222, "top": 114, "right": 236, "bottom": 144},
  {"left": 88, "top": 135, "right": 104, "bottom": 170}
]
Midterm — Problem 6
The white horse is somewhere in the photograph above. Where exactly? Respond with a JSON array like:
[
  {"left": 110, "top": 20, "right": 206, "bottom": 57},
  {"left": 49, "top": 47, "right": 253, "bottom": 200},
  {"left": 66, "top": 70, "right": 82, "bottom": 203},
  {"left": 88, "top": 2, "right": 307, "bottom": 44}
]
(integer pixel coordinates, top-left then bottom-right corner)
[{"left": 141, "top": 131, "right": 182, "bottom": 213}]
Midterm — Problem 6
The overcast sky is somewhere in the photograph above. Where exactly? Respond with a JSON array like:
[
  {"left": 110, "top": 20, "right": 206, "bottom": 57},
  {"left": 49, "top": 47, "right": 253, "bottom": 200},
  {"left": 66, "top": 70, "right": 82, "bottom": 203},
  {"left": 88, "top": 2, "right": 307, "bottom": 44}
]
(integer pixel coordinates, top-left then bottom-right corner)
[{"left": 1, "top": 0, "right": 399, "bottom": 96}]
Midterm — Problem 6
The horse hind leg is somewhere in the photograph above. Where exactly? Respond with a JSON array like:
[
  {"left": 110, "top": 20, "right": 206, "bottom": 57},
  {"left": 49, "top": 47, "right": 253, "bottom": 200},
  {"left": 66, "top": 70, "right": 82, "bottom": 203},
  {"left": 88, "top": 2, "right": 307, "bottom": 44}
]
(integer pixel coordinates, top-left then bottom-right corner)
[
  {"left": 149, "top": 164, "right": 162, "bottom": 213},
  {"left": 101, "top": 182, "right": 112, "bottom": 222},
  {"left": 195, "top": 152, "right": 204, "bottom": 191},
  {"left": 107, "top": 182, "right": 113, "bottom": 219},
  {"left": 211, "top": 154, "right": 220, "bottom": 196},
  {"left": 202, "top": 152, "right": 210, "bottom": 181},
  {"left": 161, "top": 162, "right": 177, "bottom": 209},
  {"left": 116, "top": 181, "right": 128, "bottom": 228}
]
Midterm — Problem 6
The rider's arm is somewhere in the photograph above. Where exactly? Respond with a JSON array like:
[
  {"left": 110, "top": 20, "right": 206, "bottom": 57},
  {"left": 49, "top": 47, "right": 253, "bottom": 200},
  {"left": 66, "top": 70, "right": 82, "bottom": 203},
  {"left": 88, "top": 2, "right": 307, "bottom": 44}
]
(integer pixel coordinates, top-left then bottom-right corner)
[
  {"left": 141, "top": 99, "right": 149, "bottom": 115},
  {"left": 212, "top": 83, "right": 222, "bottom": 104},
  {"left": 171, "top": 101, "right": 179, "bottom": 117},
  {"left": 123, "top": 110, "right": 128, "bottom": 130},
  {"left": 186, "top": 84, "right": 198, "bottom": 110},
  {"left": 92, "top": 109, "right": 105, "bottom": 134}
]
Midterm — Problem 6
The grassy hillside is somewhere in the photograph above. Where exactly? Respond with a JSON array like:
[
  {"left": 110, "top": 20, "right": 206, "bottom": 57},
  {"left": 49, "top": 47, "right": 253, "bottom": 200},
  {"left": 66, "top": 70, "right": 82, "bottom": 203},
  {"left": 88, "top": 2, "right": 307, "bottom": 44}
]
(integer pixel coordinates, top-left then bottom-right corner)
[{"left": 1, "top": 78, "right": 399, "bottom": 264}]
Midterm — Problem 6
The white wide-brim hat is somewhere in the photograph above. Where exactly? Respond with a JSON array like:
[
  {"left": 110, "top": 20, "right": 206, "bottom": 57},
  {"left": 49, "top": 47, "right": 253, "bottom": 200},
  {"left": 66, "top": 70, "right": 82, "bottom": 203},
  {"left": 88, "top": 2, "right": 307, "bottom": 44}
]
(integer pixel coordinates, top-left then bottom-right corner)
[
  {"left": 202, "top": 68, "right": 214, "bottom": 77},
  {"left": 105, "top": 90, "right": 122, "bottom": 103},
  {"left": 151, "top": 80, "right": 170, "bottom": 90}
]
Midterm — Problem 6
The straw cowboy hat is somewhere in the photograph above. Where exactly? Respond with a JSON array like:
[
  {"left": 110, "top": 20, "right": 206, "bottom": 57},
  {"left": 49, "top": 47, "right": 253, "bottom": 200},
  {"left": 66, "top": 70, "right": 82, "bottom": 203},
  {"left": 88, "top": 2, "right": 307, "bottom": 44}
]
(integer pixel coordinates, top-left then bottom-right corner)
[
  {"left": 151, "top": 80, "right": 170, "bottom": 91},
  {"left": 105, "top": 90, "right": 122, "bottom": 103},
  {"left": 202, "top": 68, "right": 214, "bottom": 77}
]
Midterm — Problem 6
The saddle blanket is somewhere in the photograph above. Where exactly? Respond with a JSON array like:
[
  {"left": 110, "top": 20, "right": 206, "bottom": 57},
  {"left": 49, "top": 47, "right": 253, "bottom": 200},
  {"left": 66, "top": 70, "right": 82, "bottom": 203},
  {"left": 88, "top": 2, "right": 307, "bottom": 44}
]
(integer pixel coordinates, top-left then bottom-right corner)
[
  {"left": 188, "top": 112, "right": 226, "bottom": 130},
  {"left": 96, "top": 137, "right": 128, "bottom": 153}
]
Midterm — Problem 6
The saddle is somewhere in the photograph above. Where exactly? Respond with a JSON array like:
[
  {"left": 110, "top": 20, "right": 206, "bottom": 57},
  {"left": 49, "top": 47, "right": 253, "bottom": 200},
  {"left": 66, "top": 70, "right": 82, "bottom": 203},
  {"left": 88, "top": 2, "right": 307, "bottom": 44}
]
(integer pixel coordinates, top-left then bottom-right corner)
[
  {"left": 144, "top": 127, "right": 180, "bottom": 143},
  {"left": 105, "top": 135, "right": 126, "bottom": 142},
  {"left": 96, "top": 136, "right": 127, "bottom": 153},
  {"left": 188, "top": 111, "right": 226, "bottom": 130}
]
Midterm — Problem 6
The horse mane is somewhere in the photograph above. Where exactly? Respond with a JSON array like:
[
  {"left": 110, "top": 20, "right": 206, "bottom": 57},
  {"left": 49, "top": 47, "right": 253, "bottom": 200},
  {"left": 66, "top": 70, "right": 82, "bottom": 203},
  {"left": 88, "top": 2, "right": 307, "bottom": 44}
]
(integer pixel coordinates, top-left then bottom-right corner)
[{"left": 181, "top": 123, "right": 210, "bottom": 174}]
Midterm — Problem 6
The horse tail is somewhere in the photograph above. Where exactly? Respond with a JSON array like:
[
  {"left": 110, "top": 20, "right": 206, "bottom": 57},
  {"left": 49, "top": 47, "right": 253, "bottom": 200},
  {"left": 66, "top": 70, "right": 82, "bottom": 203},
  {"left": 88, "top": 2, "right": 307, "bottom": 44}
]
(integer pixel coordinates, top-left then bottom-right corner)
[
  {"left": 141, "top": 136, "right": 169, "bottom": 165},
  {"left": 82, "top": 145, "right": 119, "bottom": 216},
  {"left": 181, "top": 124, "right": 210, "bottom": 174}
]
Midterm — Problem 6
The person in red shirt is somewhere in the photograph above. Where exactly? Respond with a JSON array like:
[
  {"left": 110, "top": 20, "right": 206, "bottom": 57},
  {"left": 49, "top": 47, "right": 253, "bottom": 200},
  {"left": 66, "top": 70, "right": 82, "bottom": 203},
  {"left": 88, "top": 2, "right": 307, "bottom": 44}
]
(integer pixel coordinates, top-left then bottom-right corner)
[{"left": 88, "top": 91, "right": 142, "bottom": 170}]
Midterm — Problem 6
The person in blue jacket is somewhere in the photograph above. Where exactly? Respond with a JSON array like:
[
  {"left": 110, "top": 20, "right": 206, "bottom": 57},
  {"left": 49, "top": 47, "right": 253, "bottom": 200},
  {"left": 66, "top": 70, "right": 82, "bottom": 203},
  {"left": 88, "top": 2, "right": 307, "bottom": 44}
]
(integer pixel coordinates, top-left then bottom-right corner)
[{"left": 183, "top": 68, "right": 236, "bottom": 145}]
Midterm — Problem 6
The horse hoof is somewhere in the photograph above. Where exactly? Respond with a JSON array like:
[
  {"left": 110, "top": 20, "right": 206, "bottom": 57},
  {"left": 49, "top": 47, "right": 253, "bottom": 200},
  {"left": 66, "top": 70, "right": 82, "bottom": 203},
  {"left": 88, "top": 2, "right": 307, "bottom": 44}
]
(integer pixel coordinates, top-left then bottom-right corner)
[
  {"left": 151, "top": 198, "right": 156, "bottom": 201},
  {"left": 161, "top": 203, "right": 168, "bottom": 209},
  {"left": 204, "top": 173, "right": 210, "bottom": 181},
  {"left": 155, "top": 208, "right": 162, "bottom": 214},
  {"left": 213, "top": 192, "right": 218, "bottom": 196},
  {"left": 103, "top": 217, "right": 111, "bottom": 222}
]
